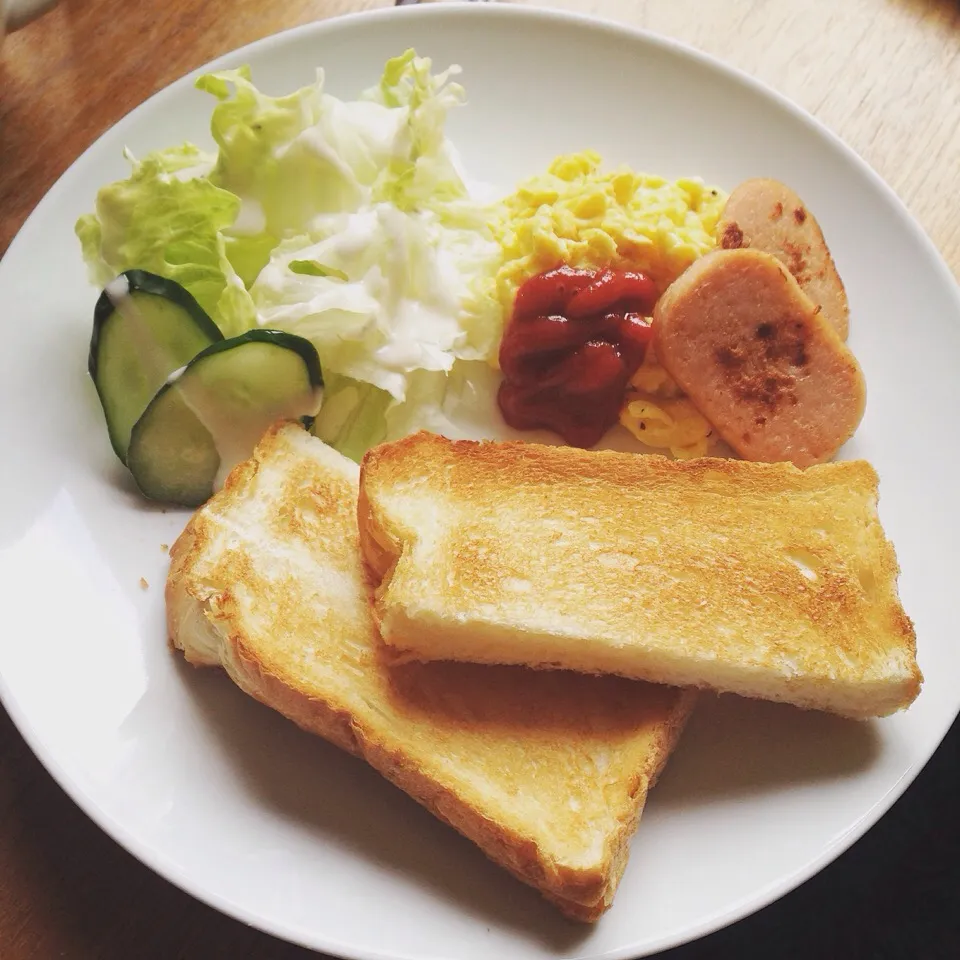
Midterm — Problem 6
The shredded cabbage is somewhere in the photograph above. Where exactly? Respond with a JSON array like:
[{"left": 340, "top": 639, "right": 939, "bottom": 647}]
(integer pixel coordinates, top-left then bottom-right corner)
[{"left": 76, "top": 50, "right": 504, "bottom": 460}]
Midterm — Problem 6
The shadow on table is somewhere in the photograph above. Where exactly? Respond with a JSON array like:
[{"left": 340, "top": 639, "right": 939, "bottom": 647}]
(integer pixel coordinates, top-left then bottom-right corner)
[
  {"left": 0, "top": 701, "right": 315, "bottom": 960},
  {"left": 892, "top": 0, "right": 960, "bottom": 16}
]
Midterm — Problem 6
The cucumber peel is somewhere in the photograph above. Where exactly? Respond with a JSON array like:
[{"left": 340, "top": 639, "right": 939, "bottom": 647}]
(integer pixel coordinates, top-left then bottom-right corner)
[
  {"left": 126, "top": 329, "right": 323, "bottom": 506},
  {"left": 89, "top": 270, "right": 223, "bottom": 462}
]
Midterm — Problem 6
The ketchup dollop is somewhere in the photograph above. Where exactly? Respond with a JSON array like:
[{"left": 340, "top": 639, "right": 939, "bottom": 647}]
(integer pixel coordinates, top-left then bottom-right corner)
[{"left": 497, "top": 266, "right": 657, "bottom": 448}]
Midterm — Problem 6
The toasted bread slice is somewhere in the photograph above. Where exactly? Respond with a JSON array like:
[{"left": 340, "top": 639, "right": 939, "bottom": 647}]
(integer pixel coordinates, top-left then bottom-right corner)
[
  {"left": 167, "top": 422, "right": 695, "bottom": 921},
  {"left": 359, "top": 432, "right": 921, "bottom": 720},
  {"left": 653, "top": 248, "right": 865, "bottom": 468},
  {"left": 717, "top": 177, "right": 850, "bottom": 339}
]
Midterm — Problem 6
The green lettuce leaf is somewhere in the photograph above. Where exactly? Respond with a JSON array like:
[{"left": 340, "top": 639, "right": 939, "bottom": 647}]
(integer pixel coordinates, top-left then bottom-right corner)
[
  {"left": 196, "top": 67, "right": 372, "bottom": 237},
  {"left": 75, "top": 145, "right": 240, "bottom": 319},
  {"left": 364, "top": 50, "right": 469, "bottom": 215},
  {"left": 311, "top": 373, "right": 391, "bottom": 463},
  {"left": 77, "top": 51, "right": 502, "bottom": 463}
]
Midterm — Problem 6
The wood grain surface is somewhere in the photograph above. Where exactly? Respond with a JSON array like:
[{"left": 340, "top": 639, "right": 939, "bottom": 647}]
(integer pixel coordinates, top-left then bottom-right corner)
[{"left": 1, "top": 1, "right": 959, "bottom": 958}]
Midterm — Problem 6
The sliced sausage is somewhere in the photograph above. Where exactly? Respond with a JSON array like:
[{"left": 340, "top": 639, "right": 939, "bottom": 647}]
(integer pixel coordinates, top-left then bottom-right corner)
[
  {"left": 717, "top": 178, "right": 850, "bottom": 340},
  {"left": 653, "top": 248, "right": 865, "bottom": 468}
]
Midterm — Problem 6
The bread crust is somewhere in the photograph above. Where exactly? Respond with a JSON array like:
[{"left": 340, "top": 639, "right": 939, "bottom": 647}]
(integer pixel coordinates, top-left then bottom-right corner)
[
  {"left": 359, "top": 432, "right": 921, "bottom": 719},
  {"left": 167, "top": 423, "right": 695, "bottom": 920}
]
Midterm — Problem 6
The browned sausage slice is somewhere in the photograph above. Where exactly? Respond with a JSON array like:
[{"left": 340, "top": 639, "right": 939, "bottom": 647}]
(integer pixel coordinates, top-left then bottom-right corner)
[
  {"left": 717, "top": 178, "right": 850, "bottom": 340},
  {"left": 653, "top": 248, "right": 865, "bottom": 467}
]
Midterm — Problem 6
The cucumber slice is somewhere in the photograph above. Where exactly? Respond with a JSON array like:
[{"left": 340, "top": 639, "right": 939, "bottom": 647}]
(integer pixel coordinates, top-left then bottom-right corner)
[
  {"left": 126, "top": 329, "right": 323, "bottom": 506},
  {"left": 89, "top": 270, "right": 223, "bottom": 462}
]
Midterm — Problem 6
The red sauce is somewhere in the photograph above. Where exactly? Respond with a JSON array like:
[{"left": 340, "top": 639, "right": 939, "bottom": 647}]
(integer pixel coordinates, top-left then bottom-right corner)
[{"left": 497, "top": 266, "right": 657, "bottom": 447}]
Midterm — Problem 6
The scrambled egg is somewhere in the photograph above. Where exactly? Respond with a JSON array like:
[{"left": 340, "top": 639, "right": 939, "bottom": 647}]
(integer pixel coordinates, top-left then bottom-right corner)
[{"left": 490, "top": 151, "right": 726, "bottom": 458}]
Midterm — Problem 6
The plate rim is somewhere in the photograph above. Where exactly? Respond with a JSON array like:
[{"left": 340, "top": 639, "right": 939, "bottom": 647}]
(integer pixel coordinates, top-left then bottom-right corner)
[{"left": 1, "top": 4, "right": 958, "bottom": 959}]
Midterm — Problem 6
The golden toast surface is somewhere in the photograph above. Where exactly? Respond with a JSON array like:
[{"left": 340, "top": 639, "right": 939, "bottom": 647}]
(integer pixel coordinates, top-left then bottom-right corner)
[
  {"left": 166, "top": 423, "right": 694, "bottom": 920},
  {"left": 360, "top": 432, "right": 920, "bottom": 719}
]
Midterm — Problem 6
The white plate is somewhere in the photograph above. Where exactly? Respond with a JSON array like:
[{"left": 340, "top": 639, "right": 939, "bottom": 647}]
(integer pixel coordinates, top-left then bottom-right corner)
[{"left": 1, "top": 5, "right": 958, "bottom": 959}]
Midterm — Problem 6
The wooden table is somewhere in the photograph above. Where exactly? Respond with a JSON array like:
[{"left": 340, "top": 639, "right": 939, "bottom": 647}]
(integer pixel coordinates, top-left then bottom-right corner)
[{"left": 2, "top": 1, "right": 958, "bottom": 957}]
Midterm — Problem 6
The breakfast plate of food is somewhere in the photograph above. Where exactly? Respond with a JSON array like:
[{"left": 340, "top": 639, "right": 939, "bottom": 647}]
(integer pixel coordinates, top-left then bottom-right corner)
[{"left": 1, "top": 4, "right": 959, "bottom": 958}]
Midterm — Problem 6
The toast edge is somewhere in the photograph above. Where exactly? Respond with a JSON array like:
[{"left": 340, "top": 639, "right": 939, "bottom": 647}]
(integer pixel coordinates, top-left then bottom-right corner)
[
  {"left": 355, "top": 436, "right": 921, "bottom": 721},
  {"left": 357, "top": 442, "right": 413, "bottom": 644},
  {"left": 168, "top": 427, "right": 698, "bottom": 921},
  {"left": 168, "top": 528, "right": 697, "bottom": 919}
]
